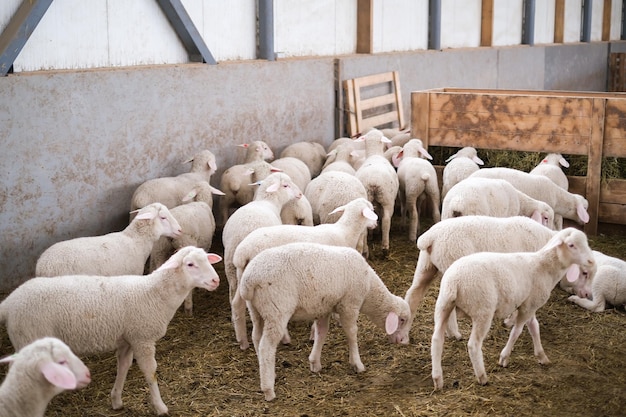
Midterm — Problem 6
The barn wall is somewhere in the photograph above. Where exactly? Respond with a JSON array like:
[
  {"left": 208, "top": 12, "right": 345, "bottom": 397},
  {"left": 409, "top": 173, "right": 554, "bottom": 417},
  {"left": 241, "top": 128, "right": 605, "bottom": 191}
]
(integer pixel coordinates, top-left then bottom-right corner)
[{"left": 0, "top": 42, "right": 622, "bottom": 290}]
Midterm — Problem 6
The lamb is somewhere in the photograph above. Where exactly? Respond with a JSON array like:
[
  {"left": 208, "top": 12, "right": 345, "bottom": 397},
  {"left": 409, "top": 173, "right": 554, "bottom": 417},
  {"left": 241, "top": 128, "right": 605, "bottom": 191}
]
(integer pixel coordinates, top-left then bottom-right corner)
[
  {"left": 431, "top": 228, "right": 595, "bottom": 390},
  {"left": 441, "top": 177, "right": 555, "bottom": 228},
  {"left": 530, "top": 153, "right": 570, "bottom": 229},
  {"left": 0, "top": 246, "right": 222, "bottom": 416},
  {"left": 219, "top": 141, "right": 278, "bottom": 224},
  {"left": 0, "top": 337, "right": 91, "bottom": 417},
  {"left": 280, "top": 193, "right": 314, "bottom": 226},
  {"left": 130, "top": 149, "right": 218, "bottom": 213},
  {"left": 269, "top": 157, "right": 311, "bottom": 192},
  {"left": 469, "top": 167, "right": 590, "bottom": 224},
  {"left": 395, "top": 139, "right": 441, "bottom": 241},
  {"left": 221, "top": 173, "right": 303, "bottom": 331},
  {"left": 566, "top": 251, "right": 626, "bottom": 312},
  {"left": 148, "top": 182, "right": 218, "bottom": 316},
  {"left": 321, "top": 143, "right": 360, "bottom": 175},
  {"left": 355, "top": 129, "right": 399, "bottom": 257},
  {"left": 391, "top": 216, "right": 557, "bottom": 344},
  {"left": 238, "top": 242, "right": 410, "bottom": 401},
  {"left": 441, "top": 146, "right": 484, "bottom": 200},
  {"left": 230, "top": 197, "right": 378, "bottom": 349},
  {"left": 36, "top": 202, "right": 182, "bottom": 277},
  {"left": 280, "top": 141, "right": 327, "bottom": 177}
]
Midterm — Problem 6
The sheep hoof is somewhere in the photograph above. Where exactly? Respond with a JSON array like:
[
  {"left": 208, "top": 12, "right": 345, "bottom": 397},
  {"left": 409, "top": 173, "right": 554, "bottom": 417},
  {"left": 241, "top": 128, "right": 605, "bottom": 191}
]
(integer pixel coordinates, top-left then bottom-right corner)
[
  {"left": 477, "top": 374, "right": 489, "bottom": 385},
  {"left": 537, "top": 353, "right": 551, "bottom": 365},
  {"left": 382, "top": 248, "right": 389, "bottom": 258},
  {"left": 239, "top": 340, "right": 249, "bottom": 350},
  {"left": 264, "top": 389, "right": 276, "bottom": 401},
  {"left": 498, "top": 355, "right": 509, "bottom": 367}
]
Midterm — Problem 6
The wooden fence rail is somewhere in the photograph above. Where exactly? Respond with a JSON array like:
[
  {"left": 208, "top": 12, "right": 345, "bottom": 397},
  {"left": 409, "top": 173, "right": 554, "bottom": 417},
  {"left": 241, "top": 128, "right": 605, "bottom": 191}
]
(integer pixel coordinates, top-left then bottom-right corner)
[{"left": 410, "top": 88, "right": 626, "bottom": 235}]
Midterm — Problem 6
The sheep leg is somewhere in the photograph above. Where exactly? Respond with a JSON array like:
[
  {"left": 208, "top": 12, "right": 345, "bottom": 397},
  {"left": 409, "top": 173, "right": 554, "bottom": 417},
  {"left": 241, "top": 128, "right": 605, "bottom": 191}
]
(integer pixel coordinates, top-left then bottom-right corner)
[
  {"left": 258, "top": 318, "right": 289, "bottom": 401},
  {"left": 445, "top": 308, "right": 463, "bottom": 340},
  {"left": 568, "top": 294, "right": 605, "bottom": 312},
  {"left": 309, "top": 315, "right": 330, "bottom": 372},
  {"left": 525, "top": 315, "right": 550, "bottom": 365},
  {"left": 467, "top": 315, "right": 493, "bottom": 385},
  {"left": 405, "top": 255, "right": 439, "bottom": 313},
  {"left": 231, "top": 289, "right": 250, "bottom": 350},
  {"left": 338, "top": 311, "right": 365, "bottom": 372},
  {"left": 248, "top": 304, "right": 263, "bottom": 352},
  {"left": 498, "top": 320, "right": 525, "bottom": 368},
  {"left": 407, "top": 197, "right": 419, "bottom": 242},
  {"left": 133, "top": 343, "right": 168, "bottom": 416},
  {"left": 111, "top": 342, "right": 133, "bottom": 410},
  {"left": 431, "top": 303, "right": 453, "bottom": 390},
  {"left": 381, "top": 204, "right": 393, "bottom": 257}
]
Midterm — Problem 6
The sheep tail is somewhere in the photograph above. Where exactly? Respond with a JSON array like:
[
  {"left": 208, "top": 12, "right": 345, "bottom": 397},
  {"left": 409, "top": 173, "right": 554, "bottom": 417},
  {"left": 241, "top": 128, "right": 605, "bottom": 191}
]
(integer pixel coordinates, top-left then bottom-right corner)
[{"left": 238, "top": 278, "right": 255, "bottom": 301}]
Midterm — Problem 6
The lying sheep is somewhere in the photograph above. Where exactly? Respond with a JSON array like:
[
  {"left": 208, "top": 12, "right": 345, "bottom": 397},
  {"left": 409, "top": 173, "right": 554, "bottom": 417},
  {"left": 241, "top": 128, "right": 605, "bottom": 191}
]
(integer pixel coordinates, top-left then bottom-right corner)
[
  {"left": 239, "top": 242, "right": 410, "bottom": 401},
  {"left": 148, "top": 183, "right": 217, "bottom": 315},
  {"left": 395, "top": 139, "right": 441, "bottom": 241},
  {"left": 391, "top": 216, "right": 556, "bottom": 344},
  {"left": 36, "top": 202, "right": 182, "bottom": 277},
  {"left": 221, "top": 173, "right": 303, "bottom": 331},
  {"left": 355, "top": 129, "right": 399, "bottom": 257},
  {"left": 441, "top": 177, "right": 555, "bottom": 228},
  {"left": 0, "top": 246, "right": 222, "bottom": 416},
  {"left": 230, "top": 197, "right": 378, "bottom": 349},
  {"left": 0, "top": 337, "right": 91, "bottom": 417},
  {"left": 469, "top": 167, "right": 589, "bottom": 224},
  {"left": 130, "top": 149, "right": 219, "bottom": 214},
  {"left": 530, "top": 153, "right": 570, "bottom": 229},
  {"left": 567, "top": 251, "right": 626, "bottom": 312},
  {"left": 431, "top": 228, "right": 595, "bottom": 390},
  {"left": 441, "top": 146, "right": 484, "bottom": 200},
  {"left": 280, "top": 141, "right": 327, "bottom": 177}
]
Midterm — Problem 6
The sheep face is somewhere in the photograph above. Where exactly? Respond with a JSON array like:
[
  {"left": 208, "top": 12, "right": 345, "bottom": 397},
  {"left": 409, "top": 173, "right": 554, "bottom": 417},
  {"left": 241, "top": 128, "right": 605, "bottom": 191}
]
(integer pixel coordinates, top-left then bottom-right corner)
[{"left": 158, "top": 247, "right": 222, "bottom": 292}]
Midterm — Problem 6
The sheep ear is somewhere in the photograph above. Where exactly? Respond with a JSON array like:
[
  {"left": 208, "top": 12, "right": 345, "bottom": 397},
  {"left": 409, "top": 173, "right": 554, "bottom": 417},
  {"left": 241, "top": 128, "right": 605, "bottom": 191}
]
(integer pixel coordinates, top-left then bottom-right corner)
[
  {"left": 362, "top": 207, "right": 378, "bottom": 220},
  {"left": 381, "top": 136, "right": 392, "bottom": 144},
  {"left": 473, "top": 156, "right": 484, "bottom": 165},
  {"left": 418, "top": 147, "right": 433, "bottom": 160},
  {"left": 566, "top": 264, "right": 580, "bottom": 282},
  {"left": 265, "top": 182, "right": 280, "bottom": 193},
  {"left": 157, "top": 257, "right": 180, "bottom": 271},
  {"left": 445, "top": 153, "right": 457, "bottom": 163},
  {"left": 207, "top": 253, "right": 223, "bottom": 264},
  {"left": 0, "top": 354, "right": 16, "bottom": 364},
  {"left": 182, "top": 157, "right": 194, "bottom": 164},
  {"left": 210, "top": 185, "right": 226, "bottom": 196},
  {"left": 543, "top": 237, "right": 563, "bottom": 251},
  {"left": 40, "top": 362, "right": 78, "bottom": 390},
  {"left": 577, "top": 204, "right": 590, "bottom": 223},
  {"left": 244, "top": 168, "right": 255, "bottom": 176},
  {"left": 237, "top": 143, "right": 250, "bottom": 148},
  {"left": 385, "top": 312, "right": 399, "bottom": 335},
  {"left": 208, "top": 160, "right": 217, "bottom": 171},
  {"left": 134, "top": 211, "right": 156, "bottom": 221},
  {"left": 182, "top": 189, "right": 198, "bottom": 203},
  {"left": 392, "top": 151, "right": 403, "bottom": 168},
  {"left": 559, "top": 157, "right": 570, "bottom": 168},
  {"left": 269, "top": 165, "right": 283, "bottom": 173},
  {"left": 329, "top": 205, "right": 346, "bottom": 215},
  {"left": 530, "top": 210, "right": 542, "bottom": 224}
]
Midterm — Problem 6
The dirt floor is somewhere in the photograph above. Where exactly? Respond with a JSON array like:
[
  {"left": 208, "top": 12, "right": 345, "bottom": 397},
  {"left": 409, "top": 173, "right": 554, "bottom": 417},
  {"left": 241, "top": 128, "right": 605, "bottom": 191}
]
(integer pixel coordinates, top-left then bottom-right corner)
[{"left": 1, "top": 216, "right": 625, "bottom": 417}]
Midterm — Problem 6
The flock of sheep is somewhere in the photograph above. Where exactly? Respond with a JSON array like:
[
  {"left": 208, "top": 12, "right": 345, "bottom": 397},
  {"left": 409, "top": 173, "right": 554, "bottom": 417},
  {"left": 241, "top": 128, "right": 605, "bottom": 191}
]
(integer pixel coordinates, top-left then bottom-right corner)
[{"left": 0, "top": 127, "right": 625, "bottom": 416}]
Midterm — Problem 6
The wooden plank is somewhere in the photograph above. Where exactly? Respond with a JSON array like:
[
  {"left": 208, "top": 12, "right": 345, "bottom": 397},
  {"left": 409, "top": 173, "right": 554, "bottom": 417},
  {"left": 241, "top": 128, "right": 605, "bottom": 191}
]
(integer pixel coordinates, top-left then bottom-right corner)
[
  {"left": 599, "top": 178, "right": 626, "bottom": 204},
  {"left": 598, "top": 202, "right": 626, "bottom": 224},
  {"left": 568, "top": 176, "right": 587, "bottom": 196},
  {"left": 438, "top": 88, "right": 626, "bottom": 99},
  {"left": 360, "top": 93, "right": 398, "bottom": 110},
  {"left": 411, "top": 91, "right": 430, "bottom": 146},
  {"left": 603, "top": 98, "right": 626, "bottom": 156},
  {"left": 353, "top": 77, "right": 365, "bottom": 135},
  {"left": 554, "top": 0, "right": 565, "bottom": 43},
  {"left": 356, "top": 0, "right": 373, "bottom": 53},
  {"left": 393, "top": 71, "right": 405, "bottom": 129},
  {"left": 343, "top": 79, "right": 358, "bottom": 137},
  {"left": 353, "top": 71, "right": 394, "bottom": 87},
  {"left": 602, "top": 0, "right": 611, "bottom": 42},
  {"left": 481, "top": 0, "right": 494, "bottom": 46},
  {"left": 584, "top": 98, "right": 606, "bottom": 235},
  {"left": 361, "top": 112, "right": 400, "bottom": 130}
]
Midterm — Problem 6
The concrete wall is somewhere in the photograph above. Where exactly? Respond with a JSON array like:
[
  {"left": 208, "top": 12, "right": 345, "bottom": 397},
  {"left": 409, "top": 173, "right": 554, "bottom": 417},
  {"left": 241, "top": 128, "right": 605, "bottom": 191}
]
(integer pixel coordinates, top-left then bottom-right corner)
[{"left": 0, "top": 42, "right": 622, "bottom": 291}]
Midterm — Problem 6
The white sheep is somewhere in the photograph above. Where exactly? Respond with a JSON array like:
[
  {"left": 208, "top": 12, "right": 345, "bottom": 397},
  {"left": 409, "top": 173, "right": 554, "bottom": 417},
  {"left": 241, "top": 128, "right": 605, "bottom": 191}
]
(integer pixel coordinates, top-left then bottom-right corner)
[
  {"left": 280, "top": 141, "right": 327, "bottom": 177},
  {"left": 270, "top": 157, "right": 311, "bottom": 192},
  {"left": 530, "top": 153, "right": 570, "bottom": 229},
  {"left": 36, "top": 202, "right": 182, "bottom": 277},
  {"left": 230, "top": 197, "right": 378, "bottom": 349},
  {"left": 321, "top": 143, "right": 360, "bottom": 175},
  {"left": 130, "top": 149, "right": 218, "bottom": 213},
  {"left": 148, "top": 183, "right": 217, "bottom": 316},
  {"left": 395, "top": 139, "right": 441, "bottom": 241},
  {"left": 469, "top": 167, "right": 589, "bottom": 224},
  {"left": 280, "top": 193, "right": 314, "bottom": 226},
  {"left": 219, "top": 142, "right": 279, "bottom": 224},
  {"left": 441, "top": 177, "right": 555, "bottom": 228},
  {"left": 221, "top": 173, "right": 303, "bottom": 332},
  {"left": 431, "top": 228, "right": 595, "bottom": 390},
  {"left": 355, "top": 129, "right": 399, "bottom": 257},
  {"left": 239, "top": 242, "right": 410, "bottom": 401},
  {"left": 0, "top": 337, "right": 91, "bottom": 417},
  {"left": 566, "top": 251, "right": 626, "bottom": 312},
  {"left": 391, "top": 216, "right": 557, "bottom": 344},
  {"left": 0, "top": 246, "right": 222, "bottom": 416},
  {"left": 441, "top": 146, "right": 484, "bottom": 200}
]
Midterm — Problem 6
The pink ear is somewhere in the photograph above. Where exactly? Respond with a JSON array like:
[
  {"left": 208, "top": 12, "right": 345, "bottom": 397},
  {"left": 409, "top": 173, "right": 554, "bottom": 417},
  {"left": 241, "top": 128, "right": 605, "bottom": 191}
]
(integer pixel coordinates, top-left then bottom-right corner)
[
  {"left": 207, "top": 253, "right": 223, "bottom": 264},
  {"left": 577, "top": 204, "right": 590, "bottom": 223},
  {"left": 559, "top": 157, "right": 570, "bottom": 168},
  {"left": 530, "top": 210, "right": 542, "bottom": 224},
  {"left": 265, "top": 182, "right": 280, "bottom": 193},
  {"left": 329, "top": 205, "right": 346, "bottom": 215},
  {"left": 0, "top": 355, "right": 15, "bottom": 364},
  {"left": 157, "top": 257, "right": 180, "bottom": 271},
  {"left": 392, "top": 152, "right": 402, "bottom": 168},
  {"left": 419, "top": 148, "right": 433, "bottom": 160},
  {"left": 362, "top": 207, "right": 378, "bottom": 220},
  {"left": 566, "top": 264, "right": 580, "bottom": 282},
  {"left": 238, "top": 143, "right": 250, "bottom": 148},
  {"left": 211, "top": 185, "right": 226, "bottom": 196},
  {"left": 40, "top": 362, "right": 78, "bottom": 390},
  {"left": 208, "top": 160, "right": 217, "bottom": 171},
  {"left": 182, "top": 190, "right": 197, "bottom": 202},
  {"left": 134, "top": 211, "right": 156, "bottom": 221},
  {"left": 385, "top": 312, "right": 399, "bottom": 335},
  {"left": 269, "top": 166, "right": 283, "bottom": 173},
  {"left": 473, "top": 156, "right": 484, "bottom": 165}
]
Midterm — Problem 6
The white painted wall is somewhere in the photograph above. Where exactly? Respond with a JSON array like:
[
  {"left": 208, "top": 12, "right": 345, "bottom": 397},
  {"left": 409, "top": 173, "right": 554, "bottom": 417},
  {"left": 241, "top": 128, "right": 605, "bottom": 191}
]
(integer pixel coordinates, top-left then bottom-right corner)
[
  {"left": 440, "top": 0, "right": 482, "bottom": 48},
  {"left": 0, "top": 0, "right": 623, "bottom": 72},
  {"left": 372, "top": 0, "right": 428, "bottom": 52},
  {"left": 492, "top": 0, "right": 524, "bottom": 46}
]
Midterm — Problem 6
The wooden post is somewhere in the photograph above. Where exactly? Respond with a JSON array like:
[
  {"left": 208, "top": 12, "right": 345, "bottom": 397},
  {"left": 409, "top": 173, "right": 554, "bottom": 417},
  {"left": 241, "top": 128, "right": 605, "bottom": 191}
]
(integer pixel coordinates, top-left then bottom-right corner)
[
  {"left": 356, "top": 0, "right": 373, "bottom": 53},
  {"left": 481, "top": 0, "right": 494, "bottom": 46},
  {"left": 554, "top": 0, "right": 565, "bottom": 43},
  {"left": 602, "top": 0, "right": 612, "bottom": 41},
  {"left": 585, "top": 98, "right": 606, "bottom": 236},
  {"left": 411, "top": 91, "right": 431, "bottom": 148}
]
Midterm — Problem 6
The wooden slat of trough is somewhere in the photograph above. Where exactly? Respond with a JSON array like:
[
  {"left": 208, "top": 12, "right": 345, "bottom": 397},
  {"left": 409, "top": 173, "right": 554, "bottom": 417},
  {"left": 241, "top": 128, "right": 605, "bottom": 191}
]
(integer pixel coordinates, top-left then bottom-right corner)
[{"left": 604, "top": 98, "right": 626, "bottom": 157}]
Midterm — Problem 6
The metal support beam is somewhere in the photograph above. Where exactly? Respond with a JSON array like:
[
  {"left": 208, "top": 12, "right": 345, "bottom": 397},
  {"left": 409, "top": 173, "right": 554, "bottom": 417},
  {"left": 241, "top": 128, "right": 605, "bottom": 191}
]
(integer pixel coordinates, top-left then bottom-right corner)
[
  {"left": 0, "top": 0, "right": 54, "bottom": 76},
  {"left": 582, "top": 0, "right": 592, "bottom": 42},
  {"left": 155, "top": 0, "right": 216, "bottom": 64},
  {"left": 428, "top": 0, "right": 441, "bottom": 50},
  {"left": 258, "top": 0, "right": 275, "bottom": 60},
  {"left": 522, "top": 0, "right": 535, "bottom": 45}
]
